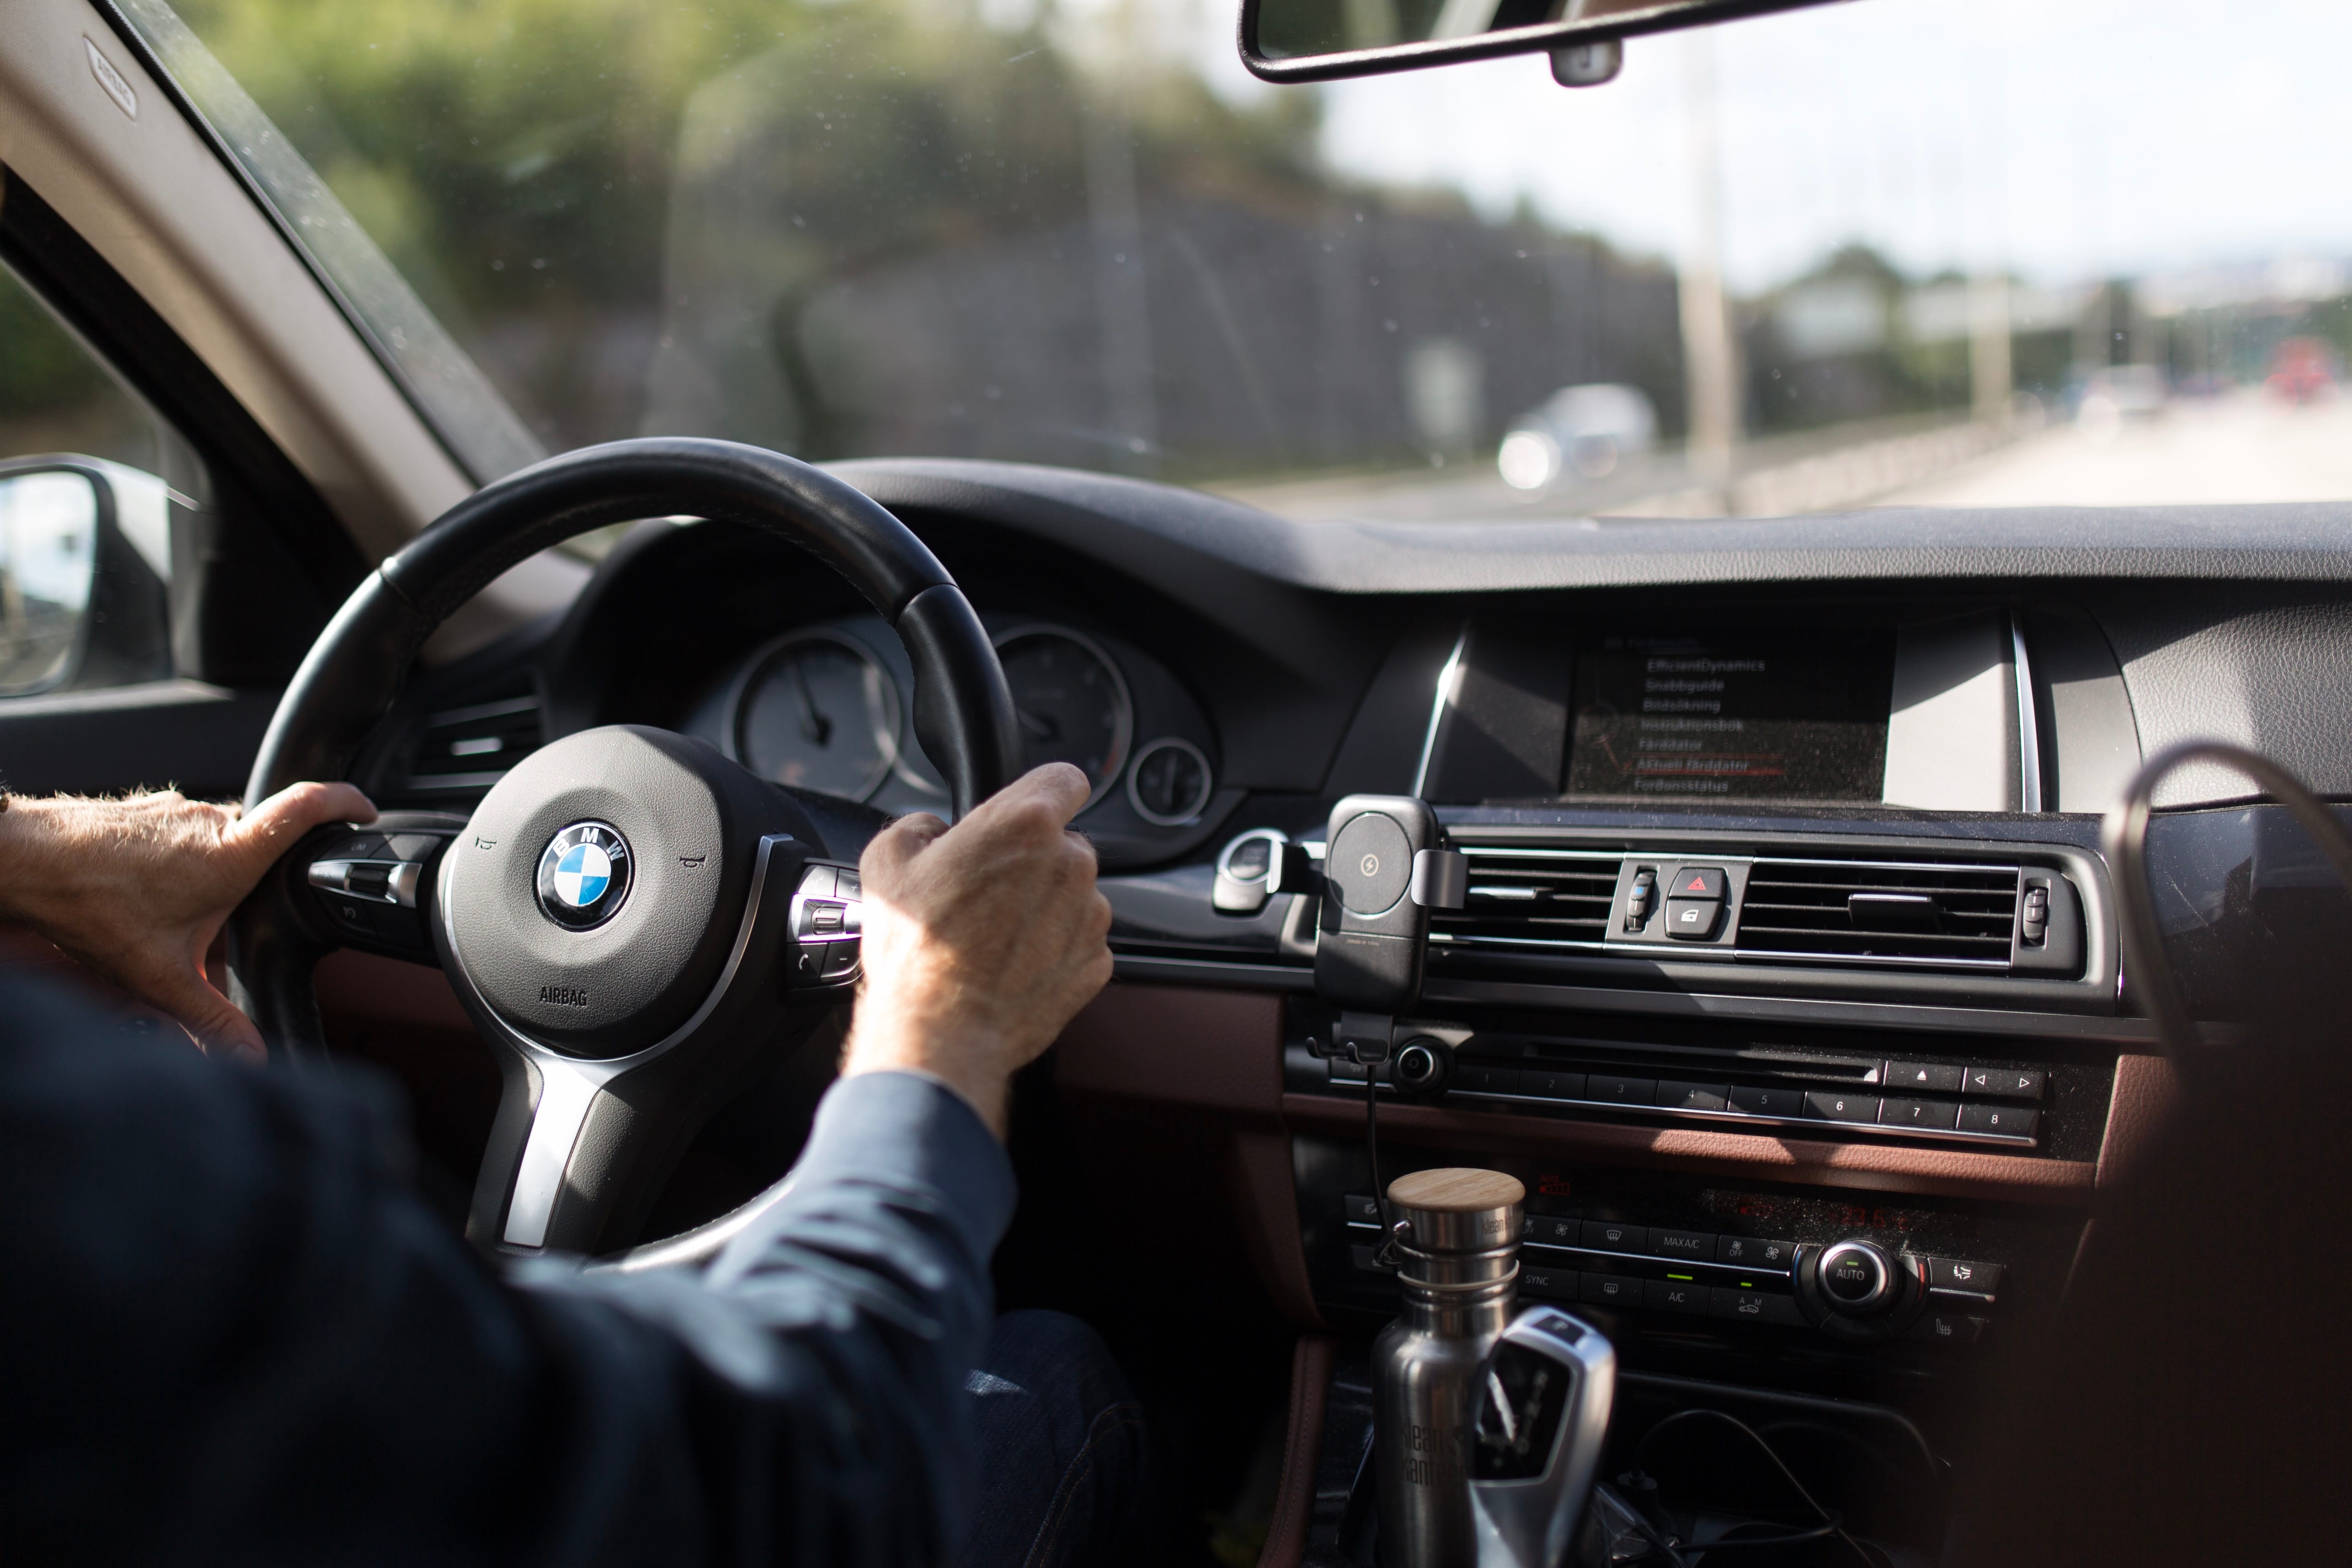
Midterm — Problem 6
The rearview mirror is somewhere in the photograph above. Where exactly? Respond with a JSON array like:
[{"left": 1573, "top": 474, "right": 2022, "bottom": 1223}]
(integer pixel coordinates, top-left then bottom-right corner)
[{"left": 1240, "top": 0, "right": 1843, "bottom": 83}]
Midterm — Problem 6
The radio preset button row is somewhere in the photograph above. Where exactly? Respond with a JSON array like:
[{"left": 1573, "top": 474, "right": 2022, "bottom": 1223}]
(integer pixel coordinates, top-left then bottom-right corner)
[{"left": 1355, "top": 1052, "right": 2051, "bottom": 1147}]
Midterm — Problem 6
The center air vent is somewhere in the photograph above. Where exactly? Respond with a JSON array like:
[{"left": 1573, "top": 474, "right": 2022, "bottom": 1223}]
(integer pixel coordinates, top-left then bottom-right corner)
[
  {"left": 1736, "top": 859, "right": 2019, "bottom": 968},
  {"left": 1429, "top": 846, "right": 1622, "bottom": 951}
]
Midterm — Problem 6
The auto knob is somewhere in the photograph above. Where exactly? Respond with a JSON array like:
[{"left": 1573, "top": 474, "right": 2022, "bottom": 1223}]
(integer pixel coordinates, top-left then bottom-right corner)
[{"left": 1814, "top": 1239, "right": 1897, "bottom": 1316}]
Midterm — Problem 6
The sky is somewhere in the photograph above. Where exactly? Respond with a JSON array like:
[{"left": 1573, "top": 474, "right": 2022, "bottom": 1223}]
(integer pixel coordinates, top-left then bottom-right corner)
[{"left": 1156, "top": 0, "right": 2352, "bottom": 295}]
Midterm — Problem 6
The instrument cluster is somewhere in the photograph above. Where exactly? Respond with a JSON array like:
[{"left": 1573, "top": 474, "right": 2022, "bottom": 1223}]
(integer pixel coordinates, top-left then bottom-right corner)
[{"left": 679, "top": 611, "right": 1233, "bottom": 867}]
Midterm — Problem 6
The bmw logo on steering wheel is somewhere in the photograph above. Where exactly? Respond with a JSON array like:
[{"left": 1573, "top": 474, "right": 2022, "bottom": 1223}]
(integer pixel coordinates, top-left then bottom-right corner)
[{"left": 536, "top": 821, "right": 633, "bottom": 929}]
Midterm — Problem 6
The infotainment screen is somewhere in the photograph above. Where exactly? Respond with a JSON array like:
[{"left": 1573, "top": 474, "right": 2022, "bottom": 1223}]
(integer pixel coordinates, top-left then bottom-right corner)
[{"left": 1564, "top": 633, "right": 1895, "bottom": 802}]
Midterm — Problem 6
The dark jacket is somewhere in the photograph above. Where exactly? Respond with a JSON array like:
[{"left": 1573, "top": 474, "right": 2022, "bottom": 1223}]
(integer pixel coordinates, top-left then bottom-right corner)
[{"left": 0, "top": 971, "right": 1013, "bottom": 1566}]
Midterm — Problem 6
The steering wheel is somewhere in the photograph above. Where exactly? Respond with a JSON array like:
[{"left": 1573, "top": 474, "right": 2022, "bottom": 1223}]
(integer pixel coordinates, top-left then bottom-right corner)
[{"left": 227, "top": 438, "right": 1022, "bottom": 1257}]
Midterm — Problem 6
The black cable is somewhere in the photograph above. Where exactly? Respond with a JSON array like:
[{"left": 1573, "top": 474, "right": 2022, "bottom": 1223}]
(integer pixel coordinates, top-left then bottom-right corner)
[
  {"left": 2102, "top": 739, "right": 2352, "bottom": 1061},
  {"left": 1631, "top": 1408, "right": 1884, "bottom": 1568}
]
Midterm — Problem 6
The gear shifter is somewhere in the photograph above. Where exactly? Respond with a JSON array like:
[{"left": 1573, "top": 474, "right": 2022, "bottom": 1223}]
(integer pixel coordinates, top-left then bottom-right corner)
[{"left": 1470, "top": 1305, "right": 1617, "bottom": 1568}]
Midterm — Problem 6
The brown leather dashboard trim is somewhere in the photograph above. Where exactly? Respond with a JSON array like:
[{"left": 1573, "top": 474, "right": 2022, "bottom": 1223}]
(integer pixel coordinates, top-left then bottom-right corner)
[
  {"left": 1256, "top": 1335, "right": 1335, "bottom": 1568},
  {"left": 1281, "top": 1093, "right": 2097, "bottom": 1205},
  {"left": 2094, "top": 1051, "right": 2182, "bottom": 1188},
  {"left": 1055, "top": 982, "right": 1286, "bottom": 1121}
]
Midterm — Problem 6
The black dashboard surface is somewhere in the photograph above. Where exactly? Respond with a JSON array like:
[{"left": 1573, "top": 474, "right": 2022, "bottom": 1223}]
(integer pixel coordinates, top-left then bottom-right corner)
[{"left": 368, "top": 457, "right": 2352, "bottom": 1031}]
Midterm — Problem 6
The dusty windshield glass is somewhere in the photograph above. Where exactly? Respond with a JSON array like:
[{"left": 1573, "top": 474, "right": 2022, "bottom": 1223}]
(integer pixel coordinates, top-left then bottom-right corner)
[{"left": 131, "top": 0, "right": 2352, "bottom": 520}]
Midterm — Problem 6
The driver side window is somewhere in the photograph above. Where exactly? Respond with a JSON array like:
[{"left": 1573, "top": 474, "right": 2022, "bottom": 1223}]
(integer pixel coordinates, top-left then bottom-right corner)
[{"left": 0, "top": 258, "right": 188, "bottom": 697}]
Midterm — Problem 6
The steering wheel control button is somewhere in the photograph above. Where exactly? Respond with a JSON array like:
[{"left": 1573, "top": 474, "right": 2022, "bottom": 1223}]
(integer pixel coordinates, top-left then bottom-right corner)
[
  {"left": 1662, "top": 896, "right": 1721, "bottom": 938},
  {"left": 785, "top": 860, "right": 865, "bottom": 987},
  {"left": 536, "top": 822, "right": 633, "bottom": 930},
  {"left": 1329, "top": 811, "right": 1414, "bottom": 917},
  {"left": 1817, "top": 1240, "right": 1895, "bottom": 1313}
]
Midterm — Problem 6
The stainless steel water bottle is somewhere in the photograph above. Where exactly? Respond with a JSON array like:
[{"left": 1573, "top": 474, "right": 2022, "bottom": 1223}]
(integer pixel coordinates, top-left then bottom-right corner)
[{"left": 1372, "top": 1168, "right": 1525, "bottom": 1568}]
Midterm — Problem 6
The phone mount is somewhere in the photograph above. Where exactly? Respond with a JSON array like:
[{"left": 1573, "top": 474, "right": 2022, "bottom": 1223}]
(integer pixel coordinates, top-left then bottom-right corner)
[{"left": 1313, "top": 793, "right": 1466, "bottom": 1063}]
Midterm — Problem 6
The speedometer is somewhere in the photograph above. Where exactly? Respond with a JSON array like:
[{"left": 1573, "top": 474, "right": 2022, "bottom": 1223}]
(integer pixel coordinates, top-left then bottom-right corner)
[
  {"left": 729, "top": 632, "right": 901, "bottom": 800},
  {"left": 994, "top": 626, "right": 1132, "bottom": 808}
]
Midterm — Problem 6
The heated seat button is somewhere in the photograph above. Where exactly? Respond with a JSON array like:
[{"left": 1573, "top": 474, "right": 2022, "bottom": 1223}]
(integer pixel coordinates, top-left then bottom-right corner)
[
  {"left": 1581, "top": 1220, "right": 1645, "bottom": 1254},
  {"left": 1663, "top": 897, "right": 1722, "bottom": 939},
  {"left": 1729, "top": 1084, "right": 1805, "bottom": 1117},
  {"left": 1804, "top": 1090, "right": 1879, "bottom": 1124},
  {"left": 1958, "top": 1103, "right": 2038, "bottom": 1137},
  {"left": 1909, "top": 1312, "right": 1984, "bottom": 1345},
  {"left": 1668, "top": 866, "right": 1728, "bottom": 900},
  {"left": 1344, "top": 1194, "right": 1382, "bottom": 1227}
]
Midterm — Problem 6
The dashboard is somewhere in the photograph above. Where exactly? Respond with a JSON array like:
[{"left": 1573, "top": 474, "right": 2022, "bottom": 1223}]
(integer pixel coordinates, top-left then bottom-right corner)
[{"left": 346, "top": 456, "right": 2352, "bottom": 1441}]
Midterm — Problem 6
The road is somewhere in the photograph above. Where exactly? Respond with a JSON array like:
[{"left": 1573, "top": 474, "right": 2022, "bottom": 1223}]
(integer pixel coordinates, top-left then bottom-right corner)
[
  {"left": 1881, "top": 391, "right": 2352, "bottom": 508},
  {"left": 1212, "top": 389, "right": 2352, "bottom": 522}
]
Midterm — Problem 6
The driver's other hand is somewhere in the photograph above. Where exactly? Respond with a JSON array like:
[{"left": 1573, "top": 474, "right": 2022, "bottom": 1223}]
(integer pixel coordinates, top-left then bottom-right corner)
[
  {"left": 0, "top": 782, "right": 377, "bottom": 1063},
  {"left": 841, "top": 762, "right": 1113, "bottom": 1138}
]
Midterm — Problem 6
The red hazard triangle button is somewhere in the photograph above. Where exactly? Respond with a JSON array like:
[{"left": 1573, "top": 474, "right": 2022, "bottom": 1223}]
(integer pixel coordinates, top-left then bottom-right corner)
[{"left": 1673, "top": 866, "right": 1727, "bottom": 900}]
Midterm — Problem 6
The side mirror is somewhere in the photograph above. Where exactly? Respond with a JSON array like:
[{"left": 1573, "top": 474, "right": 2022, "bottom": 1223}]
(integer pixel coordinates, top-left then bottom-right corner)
[
  {"left": 1239, "top": 0, "right": 1841, "bottom": 84},
  {"left": 0, "top": 458, "right": 172, "bottom": 697}
]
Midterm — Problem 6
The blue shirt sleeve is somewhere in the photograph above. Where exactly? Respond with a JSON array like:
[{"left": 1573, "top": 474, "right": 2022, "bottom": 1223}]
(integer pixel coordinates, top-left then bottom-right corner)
[{"left": 0, "top": 970, "right": 1015, "bottom": 1567}]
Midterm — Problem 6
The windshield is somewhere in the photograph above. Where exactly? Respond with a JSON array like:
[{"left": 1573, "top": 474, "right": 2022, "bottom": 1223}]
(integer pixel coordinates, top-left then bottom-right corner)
[{"left": 122, "top": 0, "right": 2352, "bottom": 521}]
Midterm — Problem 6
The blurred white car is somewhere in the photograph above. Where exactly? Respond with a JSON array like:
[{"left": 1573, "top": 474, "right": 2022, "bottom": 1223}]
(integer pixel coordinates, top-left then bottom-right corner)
[
  {"left": 2075, "top": 364, "right": 2167, "bottom": 441},
  {"left": 1497, "top": 383, "right": 1659, "bottom": 490}
]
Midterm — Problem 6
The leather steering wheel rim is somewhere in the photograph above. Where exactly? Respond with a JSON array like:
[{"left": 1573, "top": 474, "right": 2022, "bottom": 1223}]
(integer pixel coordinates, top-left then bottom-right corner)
[{"left": 230, "top": 436, "right": 1023, "bottom": 1062}]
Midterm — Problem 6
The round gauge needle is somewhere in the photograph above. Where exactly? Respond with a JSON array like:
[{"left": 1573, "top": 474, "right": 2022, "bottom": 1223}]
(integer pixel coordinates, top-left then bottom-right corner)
[
  {"left": 790, "top": 655, "right": 834, "bottom": 747},
  {"left": 1017, "top": 707, "right": 1059, "bottom": 743}
]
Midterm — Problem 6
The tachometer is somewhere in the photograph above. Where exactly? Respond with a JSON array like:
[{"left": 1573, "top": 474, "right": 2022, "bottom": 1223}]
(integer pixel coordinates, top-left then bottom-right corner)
[
  {"left": 729, "top": 632, "right": 901, "bottom": 800},
  {"left": 994, "top": 626, "right": 1132, "bottom": 808}
]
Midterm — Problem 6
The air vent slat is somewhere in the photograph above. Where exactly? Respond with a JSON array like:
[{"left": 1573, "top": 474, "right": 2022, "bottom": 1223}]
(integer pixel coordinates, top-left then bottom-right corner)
[
  {"left": 1737, "top": 856, "right": 2019, "bottom": 968},
  {"left": 1432, "top": 849, "right": 1620, "bottom": 948}
]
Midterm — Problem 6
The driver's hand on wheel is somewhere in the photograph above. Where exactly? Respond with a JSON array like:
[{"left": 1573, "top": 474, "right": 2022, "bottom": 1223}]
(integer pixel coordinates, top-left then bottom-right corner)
[
  {"left": 841, "top": 762, "right": 1113, "bottom": 1137},
  {"left": 0, "top": 782, "right": 377, "bottom": 1062}
]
